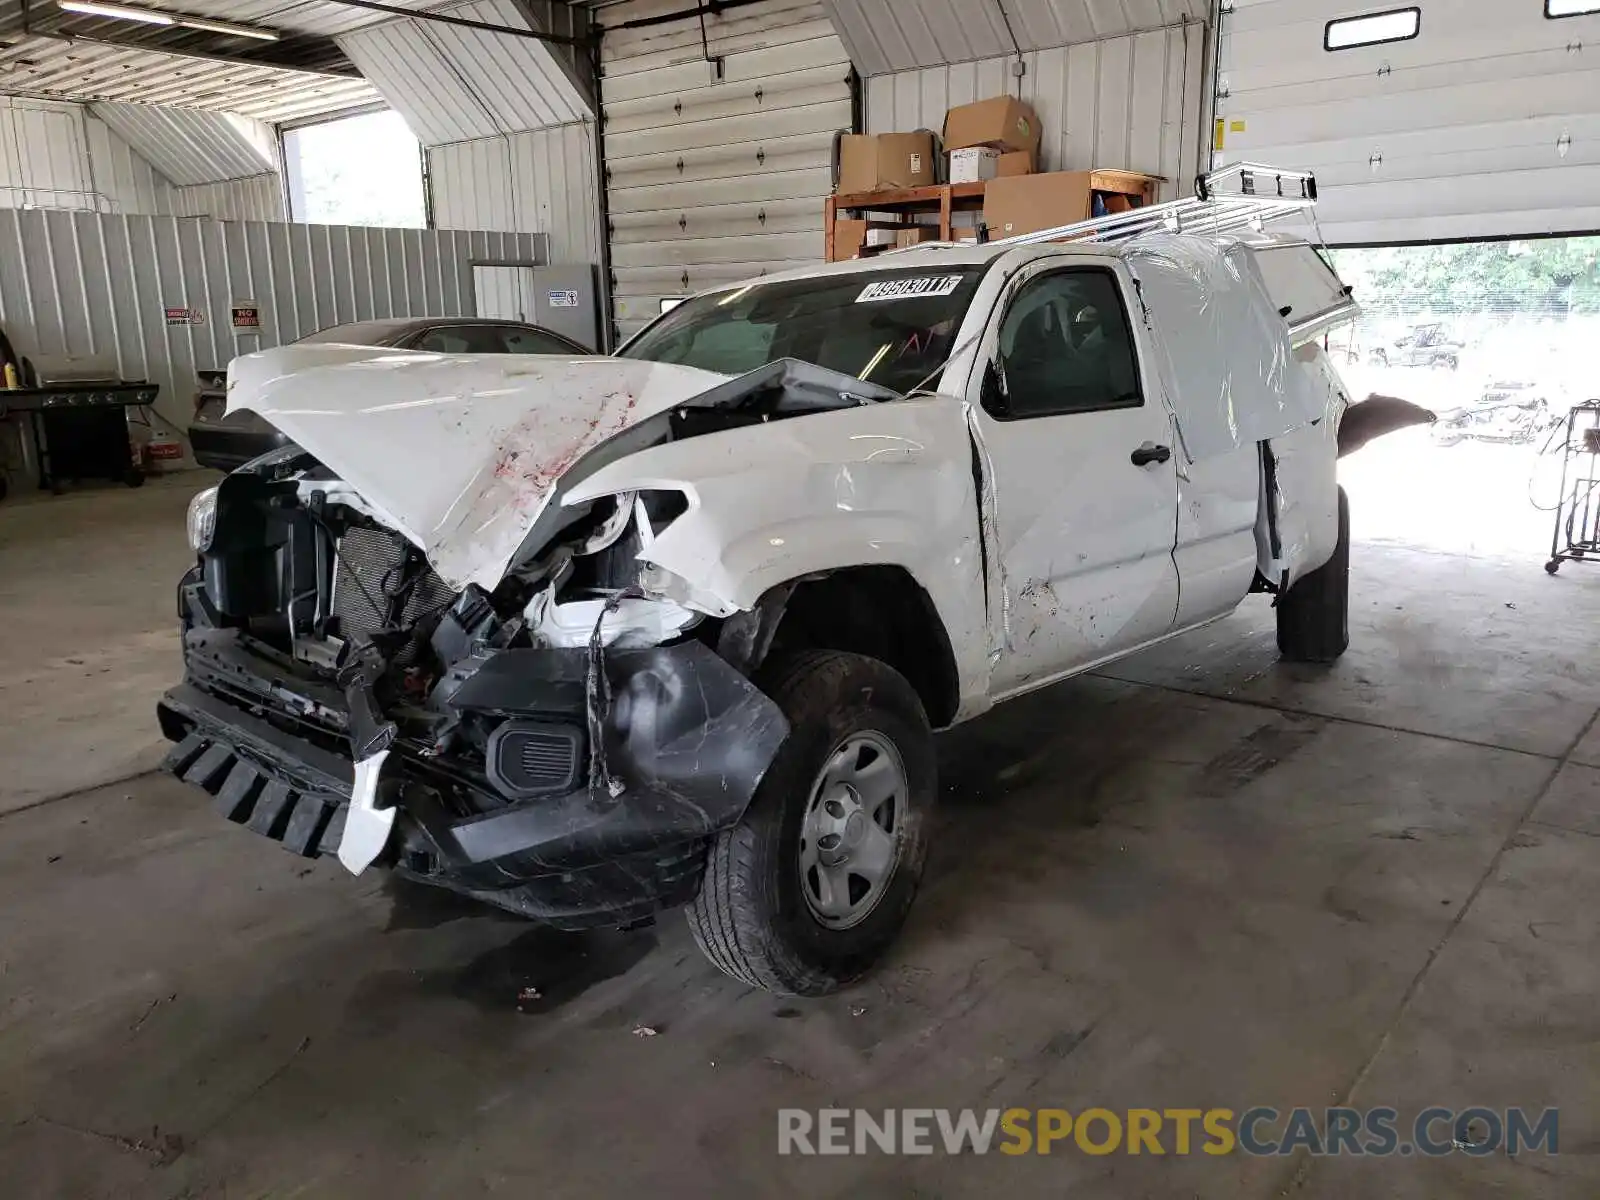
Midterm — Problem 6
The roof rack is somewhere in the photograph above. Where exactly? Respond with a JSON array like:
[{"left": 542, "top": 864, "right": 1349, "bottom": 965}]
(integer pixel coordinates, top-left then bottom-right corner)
[{"left": 991, "top": 162, "right": 1319, "bottom": 248}]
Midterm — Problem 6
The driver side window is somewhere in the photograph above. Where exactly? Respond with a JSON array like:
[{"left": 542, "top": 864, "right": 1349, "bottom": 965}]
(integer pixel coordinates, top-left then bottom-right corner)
[{"left": 991, "top": 268, "right": 1143, "bottom": 419}]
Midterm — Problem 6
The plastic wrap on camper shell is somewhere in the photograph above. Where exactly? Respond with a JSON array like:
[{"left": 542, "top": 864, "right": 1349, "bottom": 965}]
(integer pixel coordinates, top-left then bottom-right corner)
[{"left": 1123, "top": 233, "right": 1323, "bottom": 463}]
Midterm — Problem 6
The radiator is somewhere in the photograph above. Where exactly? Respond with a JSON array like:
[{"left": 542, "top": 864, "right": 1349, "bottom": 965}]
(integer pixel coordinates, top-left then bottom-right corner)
[{"left": 331, "top": 526, "right": 456, "bottom": 642}]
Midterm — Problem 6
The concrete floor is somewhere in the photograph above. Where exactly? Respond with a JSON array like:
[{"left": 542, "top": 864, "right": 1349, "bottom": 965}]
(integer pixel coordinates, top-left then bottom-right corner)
[{"left": 1, "top": 474, "right": 1598, "bottom": 1198}]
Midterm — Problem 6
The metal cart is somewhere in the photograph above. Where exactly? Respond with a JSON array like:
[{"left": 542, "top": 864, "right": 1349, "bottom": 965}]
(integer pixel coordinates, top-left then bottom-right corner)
[{"left": 1545, "top": 400, "right": 1600, "bottom": 574}]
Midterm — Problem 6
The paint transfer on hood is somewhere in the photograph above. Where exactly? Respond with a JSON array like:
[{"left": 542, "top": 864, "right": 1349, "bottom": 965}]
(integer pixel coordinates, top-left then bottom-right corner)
[{"left": 226, "top": 345, "right": 730, "bottom": 590}]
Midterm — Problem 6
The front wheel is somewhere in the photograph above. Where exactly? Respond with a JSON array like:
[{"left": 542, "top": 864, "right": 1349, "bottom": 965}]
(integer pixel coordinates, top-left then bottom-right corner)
[
  {"left": 1277, "top": 487, "right": 1351, "bottom": 664},
  {"left": 686, "top": 650, "right": 935, "bottom": 995}
]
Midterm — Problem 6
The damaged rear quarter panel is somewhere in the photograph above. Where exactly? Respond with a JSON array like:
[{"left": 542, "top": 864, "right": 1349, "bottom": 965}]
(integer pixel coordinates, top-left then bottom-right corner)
[{"left": 567, "top": 396, "right": 993, "bottom": 714}]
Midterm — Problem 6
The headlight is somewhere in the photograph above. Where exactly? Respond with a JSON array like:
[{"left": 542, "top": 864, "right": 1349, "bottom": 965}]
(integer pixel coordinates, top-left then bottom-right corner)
[{"left": 186, "top": 486, "right": 218, "bottom": 553}]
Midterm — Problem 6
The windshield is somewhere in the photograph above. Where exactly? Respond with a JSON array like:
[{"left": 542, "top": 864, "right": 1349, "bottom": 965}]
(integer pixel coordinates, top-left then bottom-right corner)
[
  {"left": 619, "top": 267, "right": 986, "bottom": 394},
  {"left": 296, "top": 320, "right": 413, "bottom": 346}
]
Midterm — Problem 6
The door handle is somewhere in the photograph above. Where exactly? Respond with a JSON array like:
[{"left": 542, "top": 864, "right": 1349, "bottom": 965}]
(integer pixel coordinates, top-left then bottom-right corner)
[{"left": 1131, "top": 442, "right": 1172, "bottom": 467}]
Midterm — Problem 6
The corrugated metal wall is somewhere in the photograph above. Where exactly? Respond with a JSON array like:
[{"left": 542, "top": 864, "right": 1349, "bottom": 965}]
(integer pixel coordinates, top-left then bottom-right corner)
[
  {"left": 824, "top": 0, "right": 1207, "bottom": 74},
  {"left": 0, "top": 210, "right": 539, "bottom": 438},
  {"left": 84, "top": 113, "right": 182, "bottom": 217},
  {"left": 427, "top": 123, "right": 603, "bottom": 266},
  {"left": 338, "top": 0, "right": 594, "bottom": 146},
  {"left": 0, "top": 96, "right": 106, "bottom": 212},
  {"left": 1218, "top": 0, "right": 1600, "bottom": 243},
  {"left": 173, "top": 176, "right": 287, "bottom": 222},
  {"left": 866, "top": 22, "right": 1205, "bottom": 198},
  {"left": 2, "top": 98, "right": 286, "bottom": 221},
  {"left": 89, "top": 102, "right": 276, "bottom": 187},
  {"left": 601, "top": 0, "right": 854, "bottom": 338}
]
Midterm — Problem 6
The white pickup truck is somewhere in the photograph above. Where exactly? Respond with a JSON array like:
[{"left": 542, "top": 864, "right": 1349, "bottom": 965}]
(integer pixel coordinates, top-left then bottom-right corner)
[{"left": 159, "top": 171, "right": 1426, "bottom": 995}]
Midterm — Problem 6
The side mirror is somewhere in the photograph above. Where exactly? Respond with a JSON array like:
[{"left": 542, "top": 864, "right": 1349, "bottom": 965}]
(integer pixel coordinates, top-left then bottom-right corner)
[{"left": 981, "top": 358, "right": 1010, "bottom": 416}]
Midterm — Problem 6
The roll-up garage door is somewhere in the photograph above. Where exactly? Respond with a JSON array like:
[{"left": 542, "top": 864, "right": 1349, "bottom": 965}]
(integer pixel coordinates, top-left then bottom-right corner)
[
  {"left": 1217, "top": 0, "right": 1600, "bottom": 244},
  {"left": 599, "top": 0, "right": 853, "bottom": 339}
]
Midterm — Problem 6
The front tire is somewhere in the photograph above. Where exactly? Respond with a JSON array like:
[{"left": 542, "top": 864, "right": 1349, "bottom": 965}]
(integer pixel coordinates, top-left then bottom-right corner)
[
  {"left": 1277, "top": 486, "right": 1350, "bottom": 664},
  {"left": 686, "top": 650, "right": 934, "bottom": 995}
]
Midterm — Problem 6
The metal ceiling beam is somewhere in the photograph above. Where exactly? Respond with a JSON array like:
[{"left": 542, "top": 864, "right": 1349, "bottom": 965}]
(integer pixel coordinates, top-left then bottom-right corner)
[
  {"left": 43, "top": 27, "right": 363, "bottom": 74},
  {"left": 0, "top": 0, "right": 361, "bottom": 72},
  {"left": 315, "top": 0, "right": 591, "bottom": 45}
]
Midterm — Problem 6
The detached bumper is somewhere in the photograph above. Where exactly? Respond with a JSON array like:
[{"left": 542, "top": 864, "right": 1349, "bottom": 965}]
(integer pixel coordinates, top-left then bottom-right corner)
[{"left": 157, "top": 638, "right": 789, "bottom": 928}]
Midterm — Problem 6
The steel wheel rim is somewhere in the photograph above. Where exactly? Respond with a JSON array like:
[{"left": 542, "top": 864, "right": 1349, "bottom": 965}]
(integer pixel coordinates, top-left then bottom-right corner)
[{"left": 798, "top": 730, "right": 908, "bottom": 930}]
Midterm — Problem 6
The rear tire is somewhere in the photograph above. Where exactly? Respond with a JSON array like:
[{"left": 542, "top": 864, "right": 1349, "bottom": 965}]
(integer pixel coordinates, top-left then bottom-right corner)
[
  {"left": 1277, "top": 486, "right": 1350, "bottom": 664},
  {"left": 686, "top": 650, "right": 934, "bottom": 995}
]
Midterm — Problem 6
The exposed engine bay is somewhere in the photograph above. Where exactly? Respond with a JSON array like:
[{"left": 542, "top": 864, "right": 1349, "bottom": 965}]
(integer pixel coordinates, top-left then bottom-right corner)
[
  {"left": 192, "top": 356, "right": 898, "bottom": 744},
  {"left": 159, "top": 358, "right": 909, "bottom": 927}
]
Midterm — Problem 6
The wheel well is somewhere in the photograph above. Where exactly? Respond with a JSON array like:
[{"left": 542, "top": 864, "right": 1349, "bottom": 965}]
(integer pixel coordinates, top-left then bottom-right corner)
[{"left": 764, "top": 566, "right": 960, "bottom": 727}]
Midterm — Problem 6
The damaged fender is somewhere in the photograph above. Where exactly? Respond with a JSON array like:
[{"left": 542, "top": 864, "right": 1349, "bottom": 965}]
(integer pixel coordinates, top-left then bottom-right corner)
[
  {"left": 433, "top": 640, "right": 790, "bottom": 872},
  {"left": 566, "top": 396, "right": 995, "bottom": 717}
]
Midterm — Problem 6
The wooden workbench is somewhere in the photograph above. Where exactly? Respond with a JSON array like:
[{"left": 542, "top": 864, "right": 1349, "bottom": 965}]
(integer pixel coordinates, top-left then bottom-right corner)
[{"left": 825, "top": 171, "right": 1162, "bottom": 261}]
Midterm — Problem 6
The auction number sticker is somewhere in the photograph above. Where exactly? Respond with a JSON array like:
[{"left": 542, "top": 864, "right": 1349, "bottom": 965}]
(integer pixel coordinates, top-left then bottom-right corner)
[{"left": 856, "top": 276, "right": 962, "bottom": 303}]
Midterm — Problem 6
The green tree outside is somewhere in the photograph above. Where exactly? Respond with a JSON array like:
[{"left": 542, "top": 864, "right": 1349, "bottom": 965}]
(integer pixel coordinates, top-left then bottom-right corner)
[{"left": 1333, "top": 238, "right": 1600, "bottom": 317}]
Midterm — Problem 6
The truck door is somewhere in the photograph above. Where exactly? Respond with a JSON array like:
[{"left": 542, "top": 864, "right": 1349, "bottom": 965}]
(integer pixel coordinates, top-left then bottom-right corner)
[{"left": 970, "top": 260, "right": 1180, "bottom": 697}]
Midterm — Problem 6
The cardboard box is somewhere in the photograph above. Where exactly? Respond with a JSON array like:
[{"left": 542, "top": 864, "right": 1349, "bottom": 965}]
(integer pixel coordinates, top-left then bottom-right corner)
[
  {"left": 865, "top": 228, "right": 897, "bottom": 247},
  {"left": 947, "top": 146, "right": 1001, "bottom": 184},
  {"left": 831, "top": 217, "right": 868, "bottom": 261},
  {"left": 837, "top": 133, "right": 936, "bottom": 194},
  {"left": 982, "top": 170, "right": 1158, "bottom": 238},
  {"left": 894, "top": 226, "right": 942, "bottom": 248},
  {"left": 944, "top": 96, "right": 1040, "bottom": 154},
  {"left": 996, "top": 149, "right": 1035, "bottom": 177},
  {"left": 983, "top": 171, "right": 1091, "bottom": 238}
]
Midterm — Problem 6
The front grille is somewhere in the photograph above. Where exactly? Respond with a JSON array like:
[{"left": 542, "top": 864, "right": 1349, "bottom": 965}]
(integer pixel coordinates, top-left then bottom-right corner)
[
  {"left": 487, "top": 721, "right": 584, "bottom": 799},
  {"left": 331, "top": 526, "right": 456, "bottom": 641}
]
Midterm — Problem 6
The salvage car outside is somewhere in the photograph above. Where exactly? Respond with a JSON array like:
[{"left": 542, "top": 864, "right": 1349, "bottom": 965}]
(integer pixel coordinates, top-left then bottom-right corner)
[
  {"left": 1432, "top": 377, "right": 1560, "bottom": 446},
  {"left": 159, "top": 235, "right": 1425, "bottom": 995}
]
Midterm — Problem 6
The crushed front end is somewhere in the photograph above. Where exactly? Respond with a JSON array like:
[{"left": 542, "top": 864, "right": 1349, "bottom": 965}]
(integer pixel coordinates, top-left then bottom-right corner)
[{"left": 157, "top": 454, "right": 788, "bottom": 929}]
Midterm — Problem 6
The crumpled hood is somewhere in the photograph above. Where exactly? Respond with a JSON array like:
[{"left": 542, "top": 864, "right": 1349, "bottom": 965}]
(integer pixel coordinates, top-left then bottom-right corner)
[{"left": 227, "top": 344, "right": 729, "bottom": 590}]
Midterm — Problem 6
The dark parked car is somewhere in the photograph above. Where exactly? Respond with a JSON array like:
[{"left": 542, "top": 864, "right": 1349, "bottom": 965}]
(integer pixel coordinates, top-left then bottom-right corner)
[{"left": 188, "top": 318, "right": 593, "bottom": 471}]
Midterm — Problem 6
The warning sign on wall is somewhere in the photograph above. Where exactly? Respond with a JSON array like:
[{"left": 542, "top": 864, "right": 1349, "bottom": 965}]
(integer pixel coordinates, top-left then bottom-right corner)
[
  {"left": 547, "top": 289, "right": 580, "bottom": 308},
  {"left": 231, "top": 302, "right": 261, "bottom": 331},
  {"left": 164, "top": 306, "right": 205, "bottom": 326}
]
